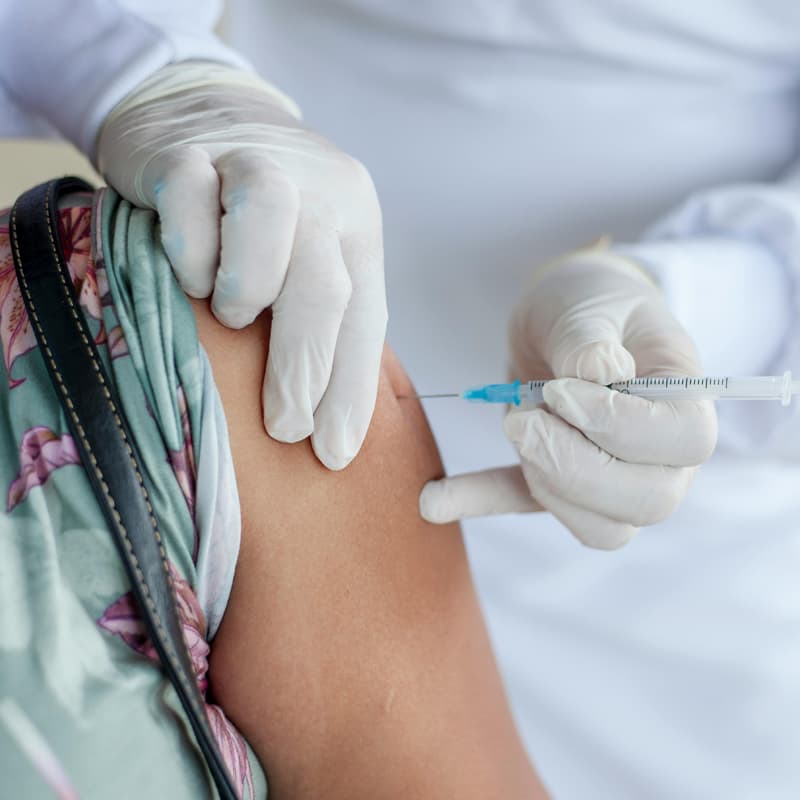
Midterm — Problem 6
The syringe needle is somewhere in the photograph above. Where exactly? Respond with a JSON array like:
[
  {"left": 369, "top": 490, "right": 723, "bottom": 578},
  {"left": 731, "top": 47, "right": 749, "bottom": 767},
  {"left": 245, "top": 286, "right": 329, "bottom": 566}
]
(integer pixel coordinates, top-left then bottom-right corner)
[{"left": 399, "top": 393, "right": 459, "bottom": 400}]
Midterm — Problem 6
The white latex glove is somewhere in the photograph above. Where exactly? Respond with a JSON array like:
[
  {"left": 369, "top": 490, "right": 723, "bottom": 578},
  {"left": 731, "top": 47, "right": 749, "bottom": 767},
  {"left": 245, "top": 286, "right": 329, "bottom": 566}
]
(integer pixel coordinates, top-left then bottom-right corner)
[
  {"left": 96, "top": 62, "right": 387, "bottom": 470},
  {"left": 420, "top": 245, "right": 718, "bottom": 549}
]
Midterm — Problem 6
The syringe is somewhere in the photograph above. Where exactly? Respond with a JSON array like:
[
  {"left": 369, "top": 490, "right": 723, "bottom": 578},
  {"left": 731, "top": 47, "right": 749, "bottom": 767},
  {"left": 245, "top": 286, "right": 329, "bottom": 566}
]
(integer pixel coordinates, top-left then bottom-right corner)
[{"left": 410, "top": 372, "right": 800, "bottom": 406}]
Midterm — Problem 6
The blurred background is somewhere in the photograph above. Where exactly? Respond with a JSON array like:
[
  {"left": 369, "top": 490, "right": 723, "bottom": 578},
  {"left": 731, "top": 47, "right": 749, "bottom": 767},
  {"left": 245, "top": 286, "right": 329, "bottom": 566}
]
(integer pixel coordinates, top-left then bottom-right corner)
[{"left": 0, "top": 141, "right": 99, "bottom": 206}]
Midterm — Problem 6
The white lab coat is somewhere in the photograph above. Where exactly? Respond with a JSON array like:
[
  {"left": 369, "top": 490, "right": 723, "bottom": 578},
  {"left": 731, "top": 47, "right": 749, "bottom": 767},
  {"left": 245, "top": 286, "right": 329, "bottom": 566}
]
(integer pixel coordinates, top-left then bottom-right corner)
[
  {"left": 0, "top": 0, "right": 245, "bottom": 153},
  {"left": 224, "top": 3, "right": 800, "bottom": 798},
  {"left": 2, "top": 1, "right": 799, "bottom": 797}
]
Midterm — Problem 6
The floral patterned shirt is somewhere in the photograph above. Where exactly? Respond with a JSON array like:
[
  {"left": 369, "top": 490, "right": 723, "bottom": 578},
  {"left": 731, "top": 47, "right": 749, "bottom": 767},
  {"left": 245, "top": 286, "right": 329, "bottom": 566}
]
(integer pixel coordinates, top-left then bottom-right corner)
[{"left": 0, "top": 189, "right": 266, "bottom": 799}]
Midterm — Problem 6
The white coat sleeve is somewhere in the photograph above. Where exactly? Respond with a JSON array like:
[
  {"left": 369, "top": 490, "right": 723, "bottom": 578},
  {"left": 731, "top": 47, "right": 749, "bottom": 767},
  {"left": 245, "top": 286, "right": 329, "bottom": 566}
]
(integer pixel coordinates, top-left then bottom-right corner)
[
  {"left": 614, "top": 171, "right": 800, "bottom": 457},
  {"left": 0, "top": 0, "right": 250, "bottom": 158}
]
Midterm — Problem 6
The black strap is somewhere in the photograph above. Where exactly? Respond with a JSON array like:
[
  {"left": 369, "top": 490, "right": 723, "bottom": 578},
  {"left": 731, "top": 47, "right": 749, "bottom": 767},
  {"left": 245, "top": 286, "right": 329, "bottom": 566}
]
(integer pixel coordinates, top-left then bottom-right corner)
[{"left": 10, "top": 178, "right": 238, "bottom": 800}]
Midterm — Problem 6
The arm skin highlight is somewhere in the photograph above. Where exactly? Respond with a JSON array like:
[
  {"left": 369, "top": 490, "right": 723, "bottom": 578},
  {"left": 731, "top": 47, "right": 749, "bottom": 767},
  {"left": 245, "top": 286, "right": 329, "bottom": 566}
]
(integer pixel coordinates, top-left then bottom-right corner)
[{"left": 191, "top": 299, "right": 547, "bottom": 799}]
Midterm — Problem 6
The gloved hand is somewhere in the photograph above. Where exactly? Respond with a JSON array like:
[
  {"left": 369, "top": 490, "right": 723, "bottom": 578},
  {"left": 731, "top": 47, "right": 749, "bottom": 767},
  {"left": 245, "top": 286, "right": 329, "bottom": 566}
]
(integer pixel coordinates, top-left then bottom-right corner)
[
  {"left": 420, "top": 244, "right": 718, "bottom": 549},
  {"left": 96, "top": 62, "right": 387, "bottom": 470}
]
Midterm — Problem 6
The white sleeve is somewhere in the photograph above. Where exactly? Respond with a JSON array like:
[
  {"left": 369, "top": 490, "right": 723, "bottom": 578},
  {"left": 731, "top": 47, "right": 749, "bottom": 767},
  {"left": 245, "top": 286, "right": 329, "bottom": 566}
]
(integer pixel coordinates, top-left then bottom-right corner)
[
  {"left": 0, "top": 0, "right": 250, "bottom": 158},
  {"left": 614, "top": 179, "right": 800, "bottom": 456}
]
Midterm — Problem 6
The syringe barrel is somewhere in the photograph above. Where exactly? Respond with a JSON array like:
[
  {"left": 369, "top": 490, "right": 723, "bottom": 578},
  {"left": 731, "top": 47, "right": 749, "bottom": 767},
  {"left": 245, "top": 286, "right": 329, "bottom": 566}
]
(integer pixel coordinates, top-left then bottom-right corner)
[
  {"left": 517, "top": 381, "right": 546, "bottom": 404},
  {"left": 611, "top": 374, "right": 793, "bottom": 404}
]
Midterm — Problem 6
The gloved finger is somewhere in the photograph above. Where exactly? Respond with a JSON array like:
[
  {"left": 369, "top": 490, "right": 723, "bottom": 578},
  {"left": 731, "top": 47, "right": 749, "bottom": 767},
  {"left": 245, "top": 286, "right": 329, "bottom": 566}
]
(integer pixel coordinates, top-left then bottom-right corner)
[
  {"left": 542, "top": 378, "right": 718, "bottom": 466},
  {"left": 505, "top": 409, "right": 695, "bottom": 527},
  {"left": 212, "top": 149, "right": 300, "bottom": 328},
  {"left": 310, "top": 230, "right": 387, "bottom": 471},
  {"left": 148, "top": 147, "right": 221, "bottom": 297},
  {"left": 517, "top": 464, "right": 639, "bottom": 550},
  {"left": 419, "top": 466, "right": 543, "bottom": 524},
  {"left": 549, "top": 321, "right": 637, "bottom": 385},
  {"left": 623, "top": 301, "right": 704, "bottom": 378},
  {"left": 263, "top": 210, "right": 352, "bottom": 443}
]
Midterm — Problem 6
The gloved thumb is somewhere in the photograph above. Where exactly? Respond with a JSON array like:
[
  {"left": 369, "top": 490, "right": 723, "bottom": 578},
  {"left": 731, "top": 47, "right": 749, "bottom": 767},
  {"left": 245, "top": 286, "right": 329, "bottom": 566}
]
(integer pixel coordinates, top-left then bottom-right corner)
[
  {"left": 419, "top": 466, "right": 543, "bottom": 524},
  {"left": 512, "top": 250, "right": 654, "bottom": 385}
]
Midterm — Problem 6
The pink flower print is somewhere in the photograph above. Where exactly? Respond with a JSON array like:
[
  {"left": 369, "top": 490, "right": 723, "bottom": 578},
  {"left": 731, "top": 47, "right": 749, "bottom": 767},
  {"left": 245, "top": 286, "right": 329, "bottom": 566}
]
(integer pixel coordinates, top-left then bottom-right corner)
[
  {"left": 0, "top": 207, "right": 110, "bottom": 389},
  {"left": 91, "top": 192, "right": 114, "bottom": 309},
  {"left": 0, "top": 229, "right": 37, "bottom": 389},
  {"left": 168, "top": 386, "right": 197, "bottom": 521},
  {"left": 99, "top": 562, "right": 207, "bottom": 682},
  {"left": 207, "top": 704, "right": 256, "bottom": 800},
  {"left": 58, "top": 206, "right": 91, "bottom": 275},
  {"left": 169, "top": 560, "right": 210, "bottom": 694},
  {"left": 95, "top": 262, "right": 113, "bottom": 308},
  {"left": 96, "top": 590, "right": 156, "bottom": 659},
  {"left": 107, "top": 325, "right": 129, "bottom": 360},
  {"left": 74, "top": 267, "right": 102, "bottom": 321},
  {"left": 59, "top": 207, "right": 102, "bottom": 322},
  {"left": 98, "top": 563, "right": 254, "bottom": 798},
  {"left": 7, "top": 427, "right": 81, "bottom": 511}
]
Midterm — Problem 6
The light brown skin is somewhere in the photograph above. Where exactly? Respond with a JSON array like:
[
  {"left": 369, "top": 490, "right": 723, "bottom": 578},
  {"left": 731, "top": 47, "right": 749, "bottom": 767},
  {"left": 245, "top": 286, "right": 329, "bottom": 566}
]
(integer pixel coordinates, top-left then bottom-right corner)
[{"left": 191, "top": 298, "right": 547, "bottom": 800}]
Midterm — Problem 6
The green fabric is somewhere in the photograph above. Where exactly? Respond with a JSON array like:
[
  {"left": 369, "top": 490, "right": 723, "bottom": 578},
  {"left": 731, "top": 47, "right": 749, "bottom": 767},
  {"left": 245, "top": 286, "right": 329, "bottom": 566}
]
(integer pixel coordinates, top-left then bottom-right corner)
[{"left": 0, "top": 189, "right": 266, "bottom": 799}]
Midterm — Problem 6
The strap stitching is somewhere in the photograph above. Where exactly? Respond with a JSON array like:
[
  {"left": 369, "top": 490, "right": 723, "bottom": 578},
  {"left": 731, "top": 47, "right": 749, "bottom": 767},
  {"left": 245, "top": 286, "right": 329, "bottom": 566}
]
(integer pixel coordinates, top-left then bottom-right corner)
[{"left": 10, "top": 197, "right": 208, "bottom": 726}]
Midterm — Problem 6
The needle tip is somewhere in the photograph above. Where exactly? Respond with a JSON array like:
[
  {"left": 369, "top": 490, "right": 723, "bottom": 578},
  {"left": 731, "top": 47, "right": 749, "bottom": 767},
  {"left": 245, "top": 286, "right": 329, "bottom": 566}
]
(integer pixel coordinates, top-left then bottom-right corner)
[{"left": 397, "top": 393, "right": 459, "bottom": 400}]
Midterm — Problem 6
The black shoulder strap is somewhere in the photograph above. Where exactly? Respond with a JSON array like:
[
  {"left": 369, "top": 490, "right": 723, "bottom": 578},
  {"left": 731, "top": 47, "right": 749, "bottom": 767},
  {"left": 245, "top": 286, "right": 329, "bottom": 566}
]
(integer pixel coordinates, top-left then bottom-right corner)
[{"left": 10, "top": 178, "right": 238, "bottom": 800}]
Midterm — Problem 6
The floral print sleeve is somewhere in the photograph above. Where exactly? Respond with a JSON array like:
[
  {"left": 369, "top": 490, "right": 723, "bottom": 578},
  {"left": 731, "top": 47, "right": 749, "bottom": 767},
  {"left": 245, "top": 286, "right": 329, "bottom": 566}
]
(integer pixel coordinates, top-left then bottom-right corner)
[{"left": 0, "top": 192, "right": 264, "bottom": 799}]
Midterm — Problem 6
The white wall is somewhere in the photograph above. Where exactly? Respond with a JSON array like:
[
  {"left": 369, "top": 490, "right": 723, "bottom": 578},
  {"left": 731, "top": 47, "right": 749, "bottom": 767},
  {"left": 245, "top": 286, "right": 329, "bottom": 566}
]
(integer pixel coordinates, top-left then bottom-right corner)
[{"left": 0, "top": 140, "right": 100, "bottom": 207}]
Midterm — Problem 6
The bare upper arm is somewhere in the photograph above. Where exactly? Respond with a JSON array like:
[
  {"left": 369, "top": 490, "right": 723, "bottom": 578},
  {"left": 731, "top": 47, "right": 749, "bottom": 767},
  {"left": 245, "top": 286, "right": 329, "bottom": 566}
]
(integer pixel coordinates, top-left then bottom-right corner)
[{"left": 190, "top": 298, "right": 546, "bottom": 799}]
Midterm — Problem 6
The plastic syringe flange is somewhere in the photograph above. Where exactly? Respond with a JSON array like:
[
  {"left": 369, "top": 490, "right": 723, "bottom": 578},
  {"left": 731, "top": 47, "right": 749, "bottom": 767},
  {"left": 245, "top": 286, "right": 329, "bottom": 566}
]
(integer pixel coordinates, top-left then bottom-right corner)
[{"left": 781, "top": 370, "right": 793, "bottom": 406}]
